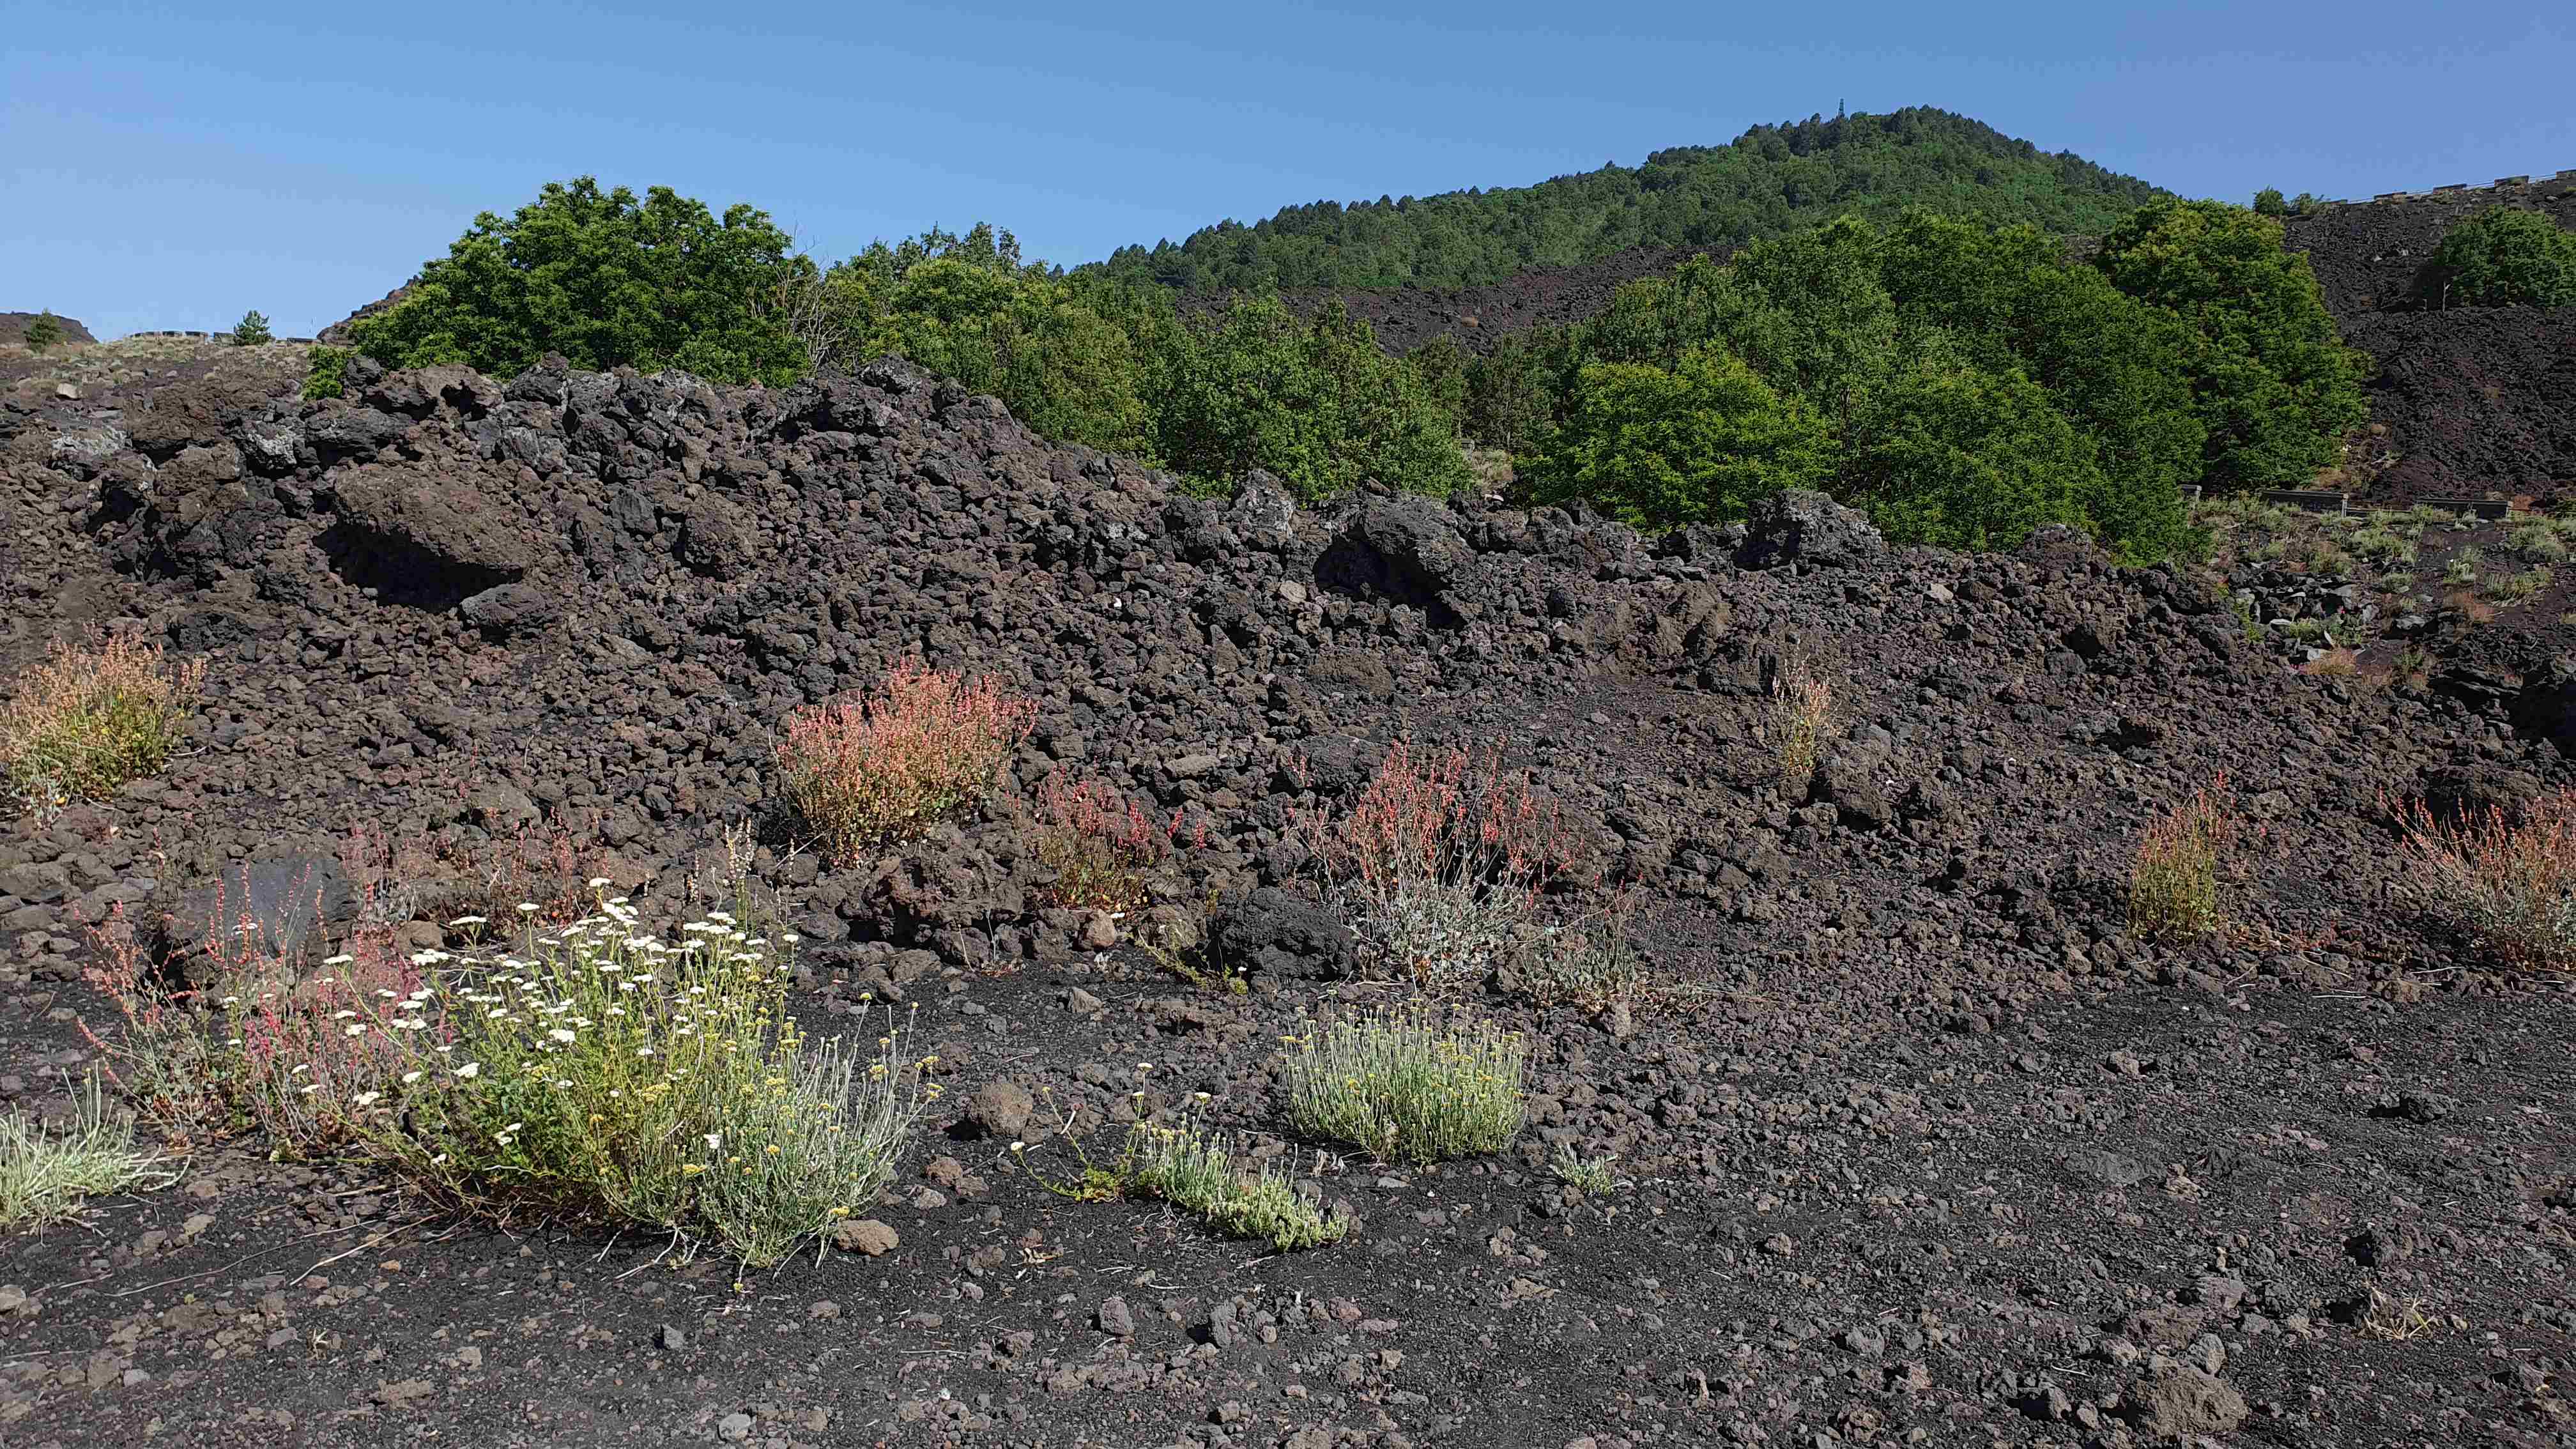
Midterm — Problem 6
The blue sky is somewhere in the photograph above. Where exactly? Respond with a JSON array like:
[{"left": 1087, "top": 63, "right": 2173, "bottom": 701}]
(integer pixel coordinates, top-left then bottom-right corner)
[{"left": 6, "top": 1, "right": 2572, "bottom": 338}]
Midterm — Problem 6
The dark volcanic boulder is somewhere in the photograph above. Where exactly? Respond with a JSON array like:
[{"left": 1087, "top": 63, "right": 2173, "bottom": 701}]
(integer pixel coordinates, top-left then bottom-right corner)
[
  {"left": 1208, "top": 887, "right": 1356, "bottom": 982},
  {"left": 153, "top": 854, "right": 360, "bottom": 985},
  {"left": 1319, "top": 495, "right": 1478, "bottom": 625},
  {"left": 126, "top": 371, "right": 296, "bottom": 461},
  {"left": 1736, "top": 489, "right": 1885, "bottom": 571},
  {"left": 326, "top": 462, "right": 533, "bottom": 603},
  {"left": 459, "top": 581, "right": 562, "bottom": 638}
]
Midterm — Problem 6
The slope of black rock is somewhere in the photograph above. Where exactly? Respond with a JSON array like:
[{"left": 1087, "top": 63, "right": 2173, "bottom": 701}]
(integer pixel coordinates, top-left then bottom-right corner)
[{"left": 1, "top": 353, "right": 2572, "bottom": 1447}]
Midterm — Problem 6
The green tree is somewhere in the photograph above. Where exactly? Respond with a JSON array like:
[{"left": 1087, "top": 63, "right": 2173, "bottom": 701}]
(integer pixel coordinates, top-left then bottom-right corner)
[
  {"left": 2251, "top": 188, "right": 2290, "bottom": 217},
  {"left": 1402, "top": 334, "right": 1472, "bottom": 434},
  {"left": 1153, "top": 296, "right": 1469, "bottom": 502},
  {"left": 1460, "top": 326, "right": 1581, "bottom": 456},
  {"left": 2092, "top": 199, "right": 2367, "bottom": 490},
  {"left": 1876, "top": 211, "right": 2200, "bottom": 560},
  {"left": 2432, "top": 206, "right": 2576, "bottom": 307},
  {"left": 1846, "top": 345, "right": 2100, "bottom": 551},
  {"left": 22, "top": 312, "right": 61, "bottom": 354},
  {"left": 230, "top": 310, "right": 273, "bottom": 346},
  {"left": 1531, "top": 346, "right": 1834, "bottom": 526},
  {"left": 349, "top": 178, "right": 809, "bottom": 386}
]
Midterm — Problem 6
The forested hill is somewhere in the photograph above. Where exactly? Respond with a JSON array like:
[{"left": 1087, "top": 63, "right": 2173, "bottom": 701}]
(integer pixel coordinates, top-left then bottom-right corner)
[{"left": 1085, "top": 108, "right": 2174, "bottom": 293}]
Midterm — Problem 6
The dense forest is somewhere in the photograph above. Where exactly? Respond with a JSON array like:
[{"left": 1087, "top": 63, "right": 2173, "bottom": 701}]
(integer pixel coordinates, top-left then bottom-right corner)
[{"left": 1084, "top": 108, "right": 2172, "bottom": 293}]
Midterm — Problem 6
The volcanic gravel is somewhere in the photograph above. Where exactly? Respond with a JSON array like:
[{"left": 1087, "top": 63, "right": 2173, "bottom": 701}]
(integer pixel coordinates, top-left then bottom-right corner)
[{"left": 0, "top": 349, "right": 2570, "bottom": 1448}]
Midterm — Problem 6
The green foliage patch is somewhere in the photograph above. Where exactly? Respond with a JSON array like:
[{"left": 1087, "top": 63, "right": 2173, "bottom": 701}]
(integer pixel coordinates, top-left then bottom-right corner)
[
  {"left": 1088, "top": 107, "right": 2168, "bottom": 292},
  {"left": 2432, "top": 206, "right": 2576, "bottom": 308},
  {"left": 349, "top": 177, "right": 811, "bottom": 386}
]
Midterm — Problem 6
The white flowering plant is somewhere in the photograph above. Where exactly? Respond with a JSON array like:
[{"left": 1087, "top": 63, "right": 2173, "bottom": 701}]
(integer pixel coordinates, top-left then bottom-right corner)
[{"left": 352, "top": 901, "right": 937, "bottom": 1267}]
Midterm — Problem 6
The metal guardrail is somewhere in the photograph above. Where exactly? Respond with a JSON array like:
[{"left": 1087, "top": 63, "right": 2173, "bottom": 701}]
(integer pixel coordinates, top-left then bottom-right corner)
[
  {"left": 2414, "top": 497, "right": 2513, "bottom": 521},
  {"left": 2258, "top": 489, "right": 2349, "bottom": 516}
]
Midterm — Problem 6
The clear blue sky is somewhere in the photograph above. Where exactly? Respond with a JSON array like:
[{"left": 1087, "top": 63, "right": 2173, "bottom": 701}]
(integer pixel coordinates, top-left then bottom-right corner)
[{"left": 7, "top": 1, "right": 2572, "bottom": 339}]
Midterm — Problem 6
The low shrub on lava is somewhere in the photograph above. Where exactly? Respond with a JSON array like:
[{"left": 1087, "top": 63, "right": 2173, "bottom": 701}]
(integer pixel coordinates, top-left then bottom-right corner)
[
  {"left": 2127, "top": 772, "right": 2241, "bottom": 940},
  {"left": 360, "top": 903, "right": 940, "bottom": 1268},
  {"left": 1, "top": 633, "right": 204, "bottom": 809},
  {"left": 2389, "top": 788, "right": 2576, "bottom": 971},
  {"left": 776, "top": 660, "right": 1036, "bottom": 866},
  {"left": 1295, "top": 740, "right": 1589, "bottom": 990},
  {"left": 1032, "top": 773, "right": 1198, "bottom": 912},
  {"left": 1280, "top": 1009, "right": 1526, "bottom": 1165}
]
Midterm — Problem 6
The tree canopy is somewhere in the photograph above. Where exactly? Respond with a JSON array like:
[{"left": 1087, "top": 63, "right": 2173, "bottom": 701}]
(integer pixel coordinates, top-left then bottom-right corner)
[
  {"left": 1484, "top": 208, "right": 2208, "bottom": 558},
  {"left": 1088, "top": 109, "right": 2170, "bottom": 293},
  {"left": 2432, "top": 206, "right": 2576, "bottom": 307},
  {"left": 2090, "top": 199, "right": 2367, "bottom": 490},
  {"left": 348, "top": 178, "right": 810, "bottom": 387}
]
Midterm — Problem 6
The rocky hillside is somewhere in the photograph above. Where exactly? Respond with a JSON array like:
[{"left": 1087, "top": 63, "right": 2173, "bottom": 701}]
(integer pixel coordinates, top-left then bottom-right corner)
[
  {"left": 0, "top": 312, "right": 95, "bottom": 349},
  {"left": 0, "top": 351, "right": 2570, "bottom": 1446}
]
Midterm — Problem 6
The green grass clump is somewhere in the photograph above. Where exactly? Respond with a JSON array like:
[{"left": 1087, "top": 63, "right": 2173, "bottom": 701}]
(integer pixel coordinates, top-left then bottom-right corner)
[
  {"left": 2510, "top": 521, "right": 2571, "bottom": 564},
  {"left": 2441, "top": 548, "right": 2483, "bottom": 586},
  {"left": 2349, "top": 526, "right": 2416, "bottom": 566},
  {"left": 0, "top": 1074, "right": 175, "bottom": 1230},
  {"left": 1126, "top": 1119, "right": 1350, "bottom": 1251},
  {"left": 1280, "top": 1010, "right": 1526, "bottom": 1164},
  {"left": 1, "top": 634, "right": 204, "bottom": 809},
  {"left": 2488, "top": 566, "right": 2552, "bottom": 603},
  {"left": 1549, "top": 1146, "right": 1620, "bottom": 1196}
]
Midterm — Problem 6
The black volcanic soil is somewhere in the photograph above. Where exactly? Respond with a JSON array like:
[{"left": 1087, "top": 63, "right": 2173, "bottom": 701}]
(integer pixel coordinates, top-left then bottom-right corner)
[
  {"left": 0, "top": 349, "right": 2571, "bottom": 1448},
  {"left": 2336, "top": 308, "right": 2576, "bottom": 505}
]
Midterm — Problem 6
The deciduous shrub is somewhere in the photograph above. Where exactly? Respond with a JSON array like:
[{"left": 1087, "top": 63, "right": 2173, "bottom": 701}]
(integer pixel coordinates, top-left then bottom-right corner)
[
  {"left": 1280, "top": 1010, "right": 1527, "bottom": 1164},
  {"left": 1153, "top": 295, "right": 1473, "bottom": 502},
  {"left": 302, "top": 345, "right": 351, "bottom": 399},
  {"left": 2091, "top": 199, "right": 2368, "bottom": 490},
  {"left": 776, "top": 661, "right": 1036, "bottom": 866},
  {"left": 2388, "top": 787, "right": 2576, "bottom": 970},
  {"left": 1530, "top": 346, "right": 1833, "bottom": 526},
  {"left": 1295, "top": 741, "right": 1589, "bottom": 988},
  {"left": 2432, "top": 206, "right": 2576, "bottom": 308},
  {"left": 1845, "top": 349, "right": 2096, "bottom": 551},
  {"left": 1, "top": 634, "right": 204, "bottom": 808},
  {"left": 2127, "top": 772, "right": 2241, "bottom": 940}
]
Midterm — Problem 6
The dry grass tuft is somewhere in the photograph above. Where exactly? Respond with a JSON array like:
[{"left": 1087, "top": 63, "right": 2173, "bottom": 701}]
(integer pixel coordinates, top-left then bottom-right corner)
[
  {"left": 1767, "top": 662, "right": 1833, "bottom": 791},
  {"left": 2127, "top": 772, "right": 2241, "bottom": 941},
  {"left": 2388, "top": 786, "right": 2576, "bottom": 971},
  {"left": 1, "top": 634, "right": 204, "bottom": 810},
  {"left": 776, "top": 660, "right": 1036, "bottom": 866}
]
